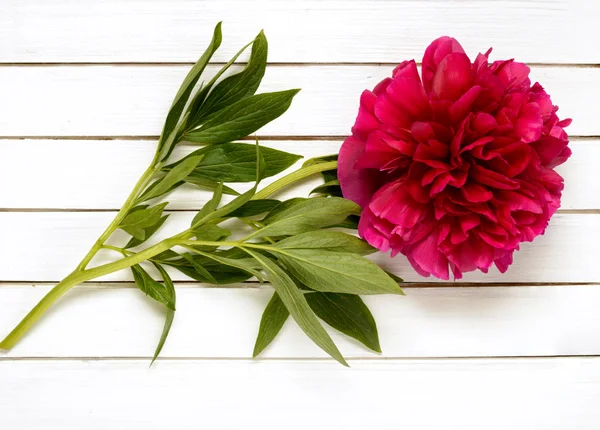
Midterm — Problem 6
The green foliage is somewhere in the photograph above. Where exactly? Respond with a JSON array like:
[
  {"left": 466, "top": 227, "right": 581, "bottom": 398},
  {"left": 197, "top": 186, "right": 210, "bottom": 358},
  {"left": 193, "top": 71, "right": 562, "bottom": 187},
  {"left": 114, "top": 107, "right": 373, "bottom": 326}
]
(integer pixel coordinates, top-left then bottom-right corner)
[
  {"left": 253, "top": 292, "right": 289, "bottom": 357},
  {"left": 0, "top": 23, "right": 405, "bottom": 368},
  {"left": 306, "top": 292, "right": 381, "bottom": 353},
  {"left": 182, "top": 90, "right": 300, "bottom": 144}
]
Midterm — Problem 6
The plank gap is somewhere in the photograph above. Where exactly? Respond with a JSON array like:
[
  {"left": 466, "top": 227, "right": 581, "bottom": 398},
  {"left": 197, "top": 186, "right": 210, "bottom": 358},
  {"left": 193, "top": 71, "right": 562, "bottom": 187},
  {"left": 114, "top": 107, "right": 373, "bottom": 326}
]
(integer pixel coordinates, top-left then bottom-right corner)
[
  {"left": 0, "top": 135, "right": 594, "bottom": 141},
  {"left": 1, "top": 355, "right": 600, "bottom": 362},
  {"left": 1, "top": 281, "right": 598, "bottom": 288},
  {"left": 0, "top": 62, "right": 599, "bottom": 68},
  {"left": 0, "top": 208, "right": 595, "bottom": 214}
]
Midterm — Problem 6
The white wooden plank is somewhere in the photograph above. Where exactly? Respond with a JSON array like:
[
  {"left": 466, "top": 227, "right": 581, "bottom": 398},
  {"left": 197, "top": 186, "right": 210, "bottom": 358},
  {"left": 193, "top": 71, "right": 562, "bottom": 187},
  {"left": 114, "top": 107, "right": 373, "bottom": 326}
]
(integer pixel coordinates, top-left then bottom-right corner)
[
  {"left": 0, "top": 65, "right": 593, "bottom": 136},
  {"left": 1, "top": 0, "right": 598, "bottom": 64},
  {"left": 1, "top": 358, "right": 599, "bottom": 430},
  {"left": 1, "top": 285, "right": 599, "bottom": 358},
  {"left": 0, "top": 213, "right": 597, "bottom": 283},
  {"left": 0, "top": 139, "right": 595, "bottom": 210}
]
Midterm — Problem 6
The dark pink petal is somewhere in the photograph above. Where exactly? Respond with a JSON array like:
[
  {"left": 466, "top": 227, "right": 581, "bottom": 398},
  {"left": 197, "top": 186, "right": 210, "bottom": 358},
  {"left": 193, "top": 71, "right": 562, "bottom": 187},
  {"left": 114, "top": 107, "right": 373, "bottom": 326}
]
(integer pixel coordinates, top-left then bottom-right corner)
[
  {"left": 430, "top": 172, "right": 453, "bottom": 196},
  {"left": 494, "top": 251, "right": 514, "bottom": 273},
  {"left": 338, "top": 136, "right": 381, "bottom": 208},
  {"left": 351, "top": 91, "right": 380, "bottom": 139},
  {"left": 369, "top": 181, "right": 426, "bottom": 228},
  {"left": 515, "top": 103, "right": 543, "bottom": 143},
  {"left": 530, "top": 135, "right": 569, "bottom": 167},
  {"left": 431, "top": 53, "right": 473, "bottom": 101},
  {"left": 358, "top": 207, "right": 392, "bottom": 252},
  {"left": 549, "top": 146, "right": 571, "bottom": 168},
  {"left": 408, "top": 233, "right": 450, "bottom": 280},
  {"left": 495, "top": 60, "right": 531, "bottom": 91},
  {"left": 495, "top": 190, "right": 543, "bottom": 214},
  {"left": 470, "top": 164, "right": 520, "bottom": 189},
  {"left": 449, "top": 86, "right": 482, "bottom": 123},
  {"left": 393, "top": 60, "right": 421, "bottom": 82},
  {"left": 460, "top": 182, "right": 493, "bottom": 203},
  {"left": 471, "top": 112, "right": 498, "bottom": 135},
  {"left": 422, "top": 36, "right": 466, "bottom": 95},
  {"left": 405, "top": 253, "right": 433, "bottom": 278},
  {"left": 374, "top": 93, "right": 411, "bottom": 128},
  {"left": 385, "top": 76, "right": 430, "bottom": 121},
  {"left": 373, "top": 77, "right": 393, "bottom": 96}
]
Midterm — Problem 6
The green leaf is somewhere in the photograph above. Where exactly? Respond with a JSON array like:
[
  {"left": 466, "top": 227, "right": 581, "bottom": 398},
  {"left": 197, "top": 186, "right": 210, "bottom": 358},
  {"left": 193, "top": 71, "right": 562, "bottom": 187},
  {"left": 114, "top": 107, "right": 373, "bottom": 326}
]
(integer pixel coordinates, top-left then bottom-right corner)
[
  {"left": 198, "top": 189, "right": 256, "bottom": 226},
  {"left": 182, "top": 89, "right": 300, "bottom": 144},
  {"left": 188, "top": 30, "right": 268, "bottom": 124},
  {"left": 191, "top": 224, "right": 232, "bottom": 251},
  {"left": 302, "top": 154, "right": 338, "bottom": 168},
  {"left": 121, "top": 203, "right": 168, "bottom": 228},
  {"left": 193, "top": 249, "right": 265, "bottom": 282},
  {"left": 192, "top": 182, "right": 224, "bottom": 226},
  {"left": 246, "top": 197, "right": 360, "bottom": 239},
  {"left": 261, "top": 198, "right": 306, "bottom": 219},
  {"left": 227, "top": 199, "right": 280, "bottom": 218},
  {"left": 181, "top": 253, "right": 217, "bottom": 284},
  {"left": 157, "top": 22, "right": 223, "bottom": 160},
  {"left": 385, "top": 271, "right": 405, "bottom": 285},
  {"left": 334, "top": 215, "right": 360, "bottom": 230},
  {"left": 272, "top": 249, "right": 404, "bottom": 295},
  {"left": 186, "top": 41, "right": 254, "bottom": 127},
  {"left": 140, "top": 155, "right": 204, "bottom": 202},
  {"left": 244, "top": 249, "right": 348, "bottom": 366},
  {"left": 153, "top": 249, "right": 181, "bottom": 261},
  {"left": 184, "top": 174, "right": 239, "bottom": 195},
  {"left": 125, "top": 214, "right": 170, "bottom": 249},
  {"left": 253, "top": 292, "right": 289, "bottom": 357},
  {"left": 120, "top": 203, "right": 169, "bottom": 240},
  {"left": 122, "top": 225, "right": 146, "bottom": 241},
  {"left": 310, "top": 179, "right": 342, "bottom": 197},
  {"left": 130, "top": 264, "right": 175, "bottom": 310},
  {"left": 303, "top": 154, "right": 339, "bottom": 183},
  {"left": 162, "top": 250, "right": 256, "bottom": 284},
  {"left": 275, "top": 231, "right": 375, "bottom": 255},
  {"left": 182, "top": 143, "right": 301, "bottom": 183},
  {"left": 192, "top": 142, "right": 265, "bottom": 226},
  {"left": 306, "top": 292, "right": 381, "bottom": 353},
  {"left": 194, "top": 224, "right": 231, "bottom": 242},
  {"left": 150, "top": 263, "right": 177, "bottom": 364}
]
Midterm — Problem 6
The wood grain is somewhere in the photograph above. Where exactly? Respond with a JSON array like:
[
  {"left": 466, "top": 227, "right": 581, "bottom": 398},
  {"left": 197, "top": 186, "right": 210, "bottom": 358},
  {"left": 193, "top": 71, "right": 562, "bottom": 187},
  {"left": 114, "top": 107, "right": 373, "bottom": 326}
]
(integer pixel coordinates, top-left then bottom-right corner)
[
  {"left": 1, "top": 0, "right": 598, "bottom": 64},
  {"left": 1, "top": 1, "right": 599, "bottom": 428},
  {"left": 1, "top": 284, "right": 599, "bottom": 358},
  {"left": 0, "top": 65, "right": 592, "bottom": 137},
  {"left": 0, "top": 213, "right": 597, "bottom": 283},
  {"left": 1, "top": 139, "right": 595, "bottom": 210},
  {"left": 2, "top": 358, "right": 600, "bottom": 430}
]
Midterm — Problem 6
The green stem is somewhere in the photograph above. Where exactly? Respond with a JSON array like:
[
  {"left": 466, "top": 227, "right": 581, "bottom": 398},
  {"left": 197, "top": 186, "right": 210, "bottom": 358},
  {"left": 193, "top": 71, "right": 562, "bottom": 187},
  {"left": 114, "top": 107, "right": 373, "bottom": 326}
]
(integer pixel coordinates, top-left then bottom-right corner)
[
  {"left": 1, "top": 159, "right": 163, "bottom": 350},
  {"left": 170, "top": 161, "right": 339, "bottom": 243},
  {"left": 253, "top": 160, "right": 337, "bottom": 200},
  {"left": 0, "top": 158, "right": 339, "bottom": 351},
  {"left": 178, "top": 239, "right": 270, "bottom": 251},
  {"left": 0, "top": 238, "right": 176, "bottom": 350},
  {"left": 101, "top": 244, "right": 133, "bottom": 257},
  {"left": 76, "top": 164, "right": 159, "bottom": 271}
]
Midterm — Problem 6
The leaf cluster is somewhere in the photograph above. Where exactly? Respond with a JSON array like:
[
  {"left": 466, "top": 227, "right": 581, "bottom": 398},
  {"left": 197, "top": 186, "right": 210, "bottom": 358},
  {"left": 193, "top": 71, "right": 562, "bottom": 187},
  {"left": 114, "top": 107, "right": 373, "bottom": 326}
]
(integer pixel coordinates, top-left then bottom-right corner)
[{"left": 107, "top": 23, "right": 403, "bottom": 366}]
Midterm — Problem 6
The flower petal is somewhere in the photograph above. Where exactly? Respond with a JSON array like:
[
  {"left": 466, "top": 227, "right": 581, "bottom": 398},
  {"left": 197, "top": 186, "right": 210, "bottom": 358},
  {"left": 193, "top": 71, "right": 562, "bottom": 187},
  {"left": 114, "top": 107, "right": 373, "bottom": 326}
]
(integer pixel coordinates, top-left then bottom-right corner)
[{"left": 422, "top": 36, "right": 466, "bottom": 95}]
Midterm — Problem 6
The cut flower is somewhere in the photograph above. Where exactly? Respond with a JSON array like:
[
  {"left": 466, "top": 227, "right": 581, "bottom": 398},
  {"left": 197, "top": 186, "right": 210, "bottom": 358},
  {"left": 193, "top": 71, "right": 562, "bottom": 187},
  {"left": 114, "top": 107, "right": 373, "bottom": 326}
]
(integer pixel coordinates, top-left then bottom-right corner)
[{"left": 339, "top": 36, "right": 571, "bottom": 280}]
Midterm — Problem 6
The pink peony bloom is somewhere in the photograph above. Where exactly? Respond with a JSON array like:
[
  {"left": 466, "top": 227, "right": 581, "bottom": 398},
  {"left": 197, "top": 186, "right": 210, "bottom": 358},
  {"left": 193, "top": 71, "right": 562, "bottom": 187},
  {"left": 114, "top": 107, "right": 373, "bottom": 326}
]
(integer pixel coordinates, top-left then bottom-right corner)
[{"left": 338, "top": 37, "right": 571, "bottom": 280}]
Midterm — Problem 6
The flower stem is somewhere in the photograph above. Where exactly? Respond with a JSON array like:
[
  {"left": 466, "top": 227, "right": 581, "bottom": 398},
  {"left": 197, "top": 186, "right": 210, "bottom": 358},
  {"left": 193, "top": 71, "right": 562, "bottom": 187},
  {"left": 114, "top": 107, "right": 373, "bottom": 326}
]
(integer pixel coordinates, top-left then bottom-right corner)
[
  {"left": 0, "top": 159, "right": 339, "bottom": 351},
  {"left": 253, "top": 160, "right": 337, "bottom": 200},
  {"left": 76, "top": 164, "right": 159, "bottom": 271},
  {"left": 0, "top": 160, "right": 162, "bottom": 350},
  {"left": 0, "top": 238, "right": 176, "bottom": 350}
]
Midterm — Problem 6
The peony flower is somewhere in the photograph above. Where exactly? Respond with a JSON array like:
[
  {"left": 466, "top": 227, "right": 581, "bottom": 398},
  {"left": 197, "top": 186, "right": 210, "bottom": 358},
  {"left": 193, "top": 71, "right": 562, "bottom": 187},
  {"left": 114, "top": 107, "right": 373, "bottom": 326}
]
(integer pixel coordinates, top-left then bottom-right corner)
[{"left": 338, "top": 37, "right": 571, "bottom": 280}]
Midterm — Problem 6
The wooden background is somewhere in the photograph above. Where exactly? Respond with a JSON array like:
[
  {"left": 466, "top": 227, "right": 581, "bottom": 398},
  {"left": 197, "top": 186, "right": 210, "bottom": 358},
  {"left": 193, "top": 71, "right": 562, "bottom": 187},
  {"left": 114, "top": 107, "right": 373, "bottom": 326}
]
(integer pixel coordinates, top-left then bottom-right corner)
[{"left": 1, "top": 0, "right": 600, "bottom": 428}]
